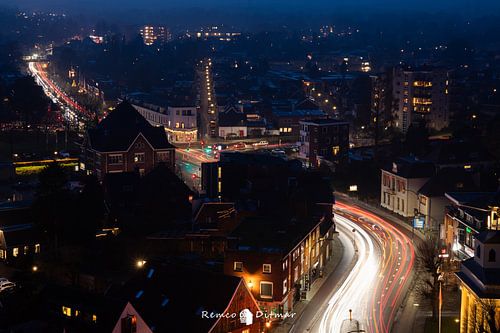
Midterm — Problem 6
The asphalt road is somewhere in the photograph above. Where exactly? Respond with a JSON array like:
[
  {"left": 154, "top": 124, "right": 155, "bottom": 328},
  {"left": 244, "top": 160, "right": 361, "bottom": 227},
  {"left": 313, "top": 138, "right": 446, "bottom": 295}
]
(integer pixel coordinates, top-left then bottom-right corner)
[{"left": 293, "top": 200, "right": 416, "bottom": 333}]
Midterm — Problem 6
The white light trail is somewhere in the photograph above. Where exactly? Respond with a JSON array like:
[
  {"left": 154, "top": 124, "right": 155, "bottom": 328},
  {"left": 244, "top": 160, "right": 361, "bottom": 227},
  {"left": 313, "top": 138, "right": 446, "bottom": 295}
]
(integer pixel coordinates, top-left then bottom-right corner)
[{"left": 318, "top": 214, "right": 379, "bottom": 333}]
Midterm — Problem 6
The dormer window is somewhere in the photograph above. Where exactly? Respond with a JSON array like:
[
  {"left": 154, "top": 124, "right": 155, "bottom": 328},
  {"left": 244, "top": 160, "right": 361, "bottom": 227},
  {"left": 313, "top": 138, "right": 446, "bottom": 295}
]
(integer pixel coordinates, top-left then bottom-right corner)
[{"left": 489, "top": 249, "right": 496, "bottom": 262}]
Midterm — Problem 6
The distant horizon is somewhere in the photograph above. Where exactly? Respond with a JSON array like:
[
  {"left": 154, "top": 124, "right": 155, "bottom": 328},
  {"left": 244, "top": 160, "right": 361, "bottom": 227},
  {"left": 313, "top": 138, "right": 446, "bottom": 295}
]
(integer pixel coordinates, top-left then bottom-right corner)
[
  {"left": 5, "top": 0, "right": 500, "bottom": 31},
  {"left": 6, "top": 0, "right": 500, "bottom": 16}
]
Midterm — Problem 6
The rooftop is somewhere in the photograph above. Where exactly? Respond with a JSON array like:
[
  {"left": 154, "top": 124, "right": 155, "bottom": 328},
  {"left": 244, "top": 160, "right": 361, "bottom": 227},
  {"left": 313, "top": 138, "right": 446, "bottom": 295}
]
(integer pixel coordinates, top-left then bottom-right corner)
[
  {"left": 112, "top": 263, "right": 244, "bottom": 332},
  {"left": 382, "top": 157, "right": 435, "bottom": 179},
  {"left": 229, "top": 216, "right": 322, "bottom": 255},
  {"left": 425, "top": 140, "right": 494, "bottom": 166},
  {"left": 418, "top": 168, "right": 477, "bottom": 197},
  {"left": 87, "top": 101, "right": 174, "bottom": 152}
]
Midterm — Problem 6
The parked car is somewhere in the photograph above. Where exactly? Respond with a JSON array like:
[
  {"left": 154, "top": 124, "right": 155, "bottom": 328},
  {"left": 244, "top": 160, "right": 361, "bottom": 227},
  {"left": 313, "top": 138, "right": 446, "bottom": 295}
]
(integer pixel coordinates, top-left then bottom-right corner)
[
  {"left": 0, "top": 280, "right": 15, "bottom": 293},
  {"left": 253, "top": 140, "right": 269, "bottom": 147}
]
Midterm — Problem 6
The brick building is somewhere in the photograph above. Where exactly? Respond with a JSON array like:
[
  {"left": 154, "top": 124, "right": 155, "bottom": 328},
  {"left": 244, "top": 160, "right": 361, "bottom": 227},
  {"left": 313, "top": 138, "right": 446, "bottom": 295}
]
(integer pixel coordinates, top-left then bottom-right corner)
[
  {"left": 82, "top": 101, "right": 175, "bottom": 179},
  {"left": 224, "top": 214, "right": 336, "bottom": 317},
  {"left": 298, "top": 119, "right": 349, "bottom": 167}
]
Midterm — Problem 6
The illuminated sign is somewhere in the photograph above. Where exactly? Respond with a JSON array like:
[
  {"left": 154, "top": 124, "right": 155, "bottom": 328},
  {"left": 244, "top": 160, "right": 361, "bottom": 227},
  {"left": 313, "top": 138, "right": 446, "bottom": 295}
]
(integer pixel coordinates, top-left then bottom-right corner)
[{"left": 413, "top": 216, "right": 425, "bottom": 229}]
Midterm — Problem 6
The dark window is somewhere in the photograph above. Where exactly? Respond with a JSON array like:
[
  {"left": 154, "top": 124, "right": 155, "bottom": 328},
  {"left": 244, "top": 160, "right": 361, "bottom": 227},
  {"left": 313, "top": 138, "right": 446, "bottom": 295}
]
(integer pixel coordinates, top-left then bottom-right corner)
[
  {"left": 476, "top": 246, "right": 481, "bottom": 258},
  {"left": 489, "top": 249, "right": 496, "bottom": 262}
]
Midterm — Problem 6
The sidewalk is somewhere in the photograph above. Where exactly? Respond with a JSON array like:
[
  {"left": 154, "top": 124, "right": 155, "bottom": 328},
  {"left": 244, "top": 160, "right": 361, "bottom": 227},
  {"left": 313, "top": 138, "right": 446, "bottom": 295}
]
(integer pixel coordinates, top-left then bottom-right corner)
[{"left": 272, "top": 235, "right": 346, "bottom": 333}]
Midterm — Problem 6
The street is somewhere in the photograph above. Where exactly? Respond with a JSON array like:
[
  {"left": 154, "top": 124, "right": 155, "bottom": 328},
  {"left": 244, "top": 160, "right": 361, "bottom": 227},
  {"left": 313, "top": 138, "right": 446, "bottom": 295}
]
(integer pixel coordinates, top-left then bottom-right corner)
[
  {"left": 28, "top": 61, "right": 90, "bottom": 125},
  {"left": 293, "top": 199, "right": 416, "bottom": 333}
]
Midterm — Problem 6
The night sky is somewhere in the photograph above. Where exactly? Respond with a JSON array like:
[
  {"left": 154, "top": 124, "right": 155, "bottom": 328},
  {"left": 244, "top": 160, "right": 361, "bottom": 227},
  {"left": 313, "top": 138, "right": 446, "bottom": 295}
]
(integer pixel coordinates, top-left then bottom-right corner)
[{"left": 7, "top": 0, "right": 500, "bottom": 12}]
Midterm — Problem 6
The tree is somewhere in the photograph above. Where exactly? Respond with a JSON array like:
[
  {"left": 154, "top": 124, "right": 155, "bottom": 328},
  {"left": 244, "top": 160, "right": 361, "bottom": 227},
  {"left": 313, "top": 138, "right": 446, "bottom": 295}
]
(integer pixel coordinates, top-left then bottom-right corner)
[
  {"left": 9, "top": 76, "right": 50, "bottom": 125},
  {"left": 33, "top": 162, "right": 70, "bottom": 253},
  {"left": 405, "top": 120, "right": 429, "bottom": 157},
  {"left": 465, "top": 299, "right": 500, "bottom": 333},
  {"left": 73, "top": 175, "right": 105, "bottom": 244},
  {"left": 415, "top": 237, "right": 442, "bottom": 321}
]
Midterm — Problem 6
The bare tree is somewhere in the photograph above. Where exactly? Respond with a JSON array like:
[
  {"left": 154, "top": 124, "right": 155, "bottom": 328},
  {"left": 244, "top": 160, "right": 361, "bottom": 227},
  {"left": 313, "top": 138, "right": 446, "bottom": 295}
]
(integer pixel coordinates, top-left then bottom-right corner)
[
  {"left": 415, "top": 237, "right": 441, "bottom": 321},
  {"left": 465, "top": 299, "right": 500, "bottom": 333}
]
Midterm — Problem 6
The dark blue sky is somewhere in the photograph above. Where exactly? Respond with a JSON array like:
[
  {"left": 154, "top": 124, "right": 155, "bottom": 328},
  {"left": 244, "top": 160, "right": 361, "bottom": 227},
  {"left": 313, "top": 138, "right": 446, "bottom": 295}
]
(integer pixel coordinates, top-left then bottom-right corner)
[
  {"left": 8, "top": 0, "right": 499, "bottom": 12},
  {"left": 7, "top": 0, "right": 500, "bottom": 30}
]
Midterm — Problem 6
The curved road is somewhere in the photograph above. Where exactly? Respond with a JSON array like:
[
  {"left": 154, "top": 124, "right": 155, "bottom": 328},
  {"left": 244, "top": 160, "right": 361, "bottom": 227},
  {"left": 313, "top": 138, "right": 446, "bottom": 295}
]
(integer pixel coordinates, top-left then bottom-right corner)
[{"left": 297, "top": 201, "right": 416, "bottom": 333}]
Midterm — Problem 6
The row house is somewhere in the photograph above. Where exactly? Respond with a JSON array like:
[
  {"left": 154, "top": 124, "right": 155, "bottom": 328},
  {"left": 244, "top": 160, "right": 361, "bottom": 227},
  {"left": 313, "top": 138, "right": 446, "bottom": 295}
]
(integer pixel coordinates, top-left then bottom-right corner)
[
  {"left": 0, "top": 205, "right": 41, "bottom": 263},
  {"left": 443, "top": 192, "right": 500, "bottom": 259},
  {"left": 380, "top": 157, "right": 435, "bottom": 218},
  {"left": 82, "top": 101, "right": 175, "bottom": 180},
  {"left": 224, "top": 214, "right": 336, "bottom": 317}
]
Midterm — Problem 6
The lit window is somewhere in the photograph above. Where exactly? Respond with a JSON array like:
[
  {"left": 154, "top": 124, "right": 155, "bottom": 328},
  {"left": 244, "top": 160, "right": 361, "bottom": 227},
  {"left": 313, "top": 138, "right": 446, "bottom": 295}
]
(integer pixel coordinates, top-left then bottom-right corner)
[
  {"left": 35, "top": 244, "right": 41, "bottom": 254},
  {"left": 13, "top": 247, "right": 19, "bottom": 257},
  {"left": 62, "top": 306, "right": 72, "bottom": 317},
  {"left": 263, "top": 264, "right": 272, "bottom": 274},
  {"left": 233, "top": 261, "right": 243, "bottom": 272},
  {"left": 134, "top": 153, "right": 145, "bottom": 163},
  {"left": 332, "top": 146, "right": 340, "bottom": 156},
  {"left": 92, "top": 314, "right": 97, "bottom": 323},
  {"left": 0, "top": 249, "right": 5, "bottom": 259},
  {"left": 283, "top": 279, "right": 288, "bottom": 295},
  {"left": 260, "top": 281, "right": 273, "bottom": 298},
  {"left": 75, "top": 310, "right": 80, "bottom": 317}
]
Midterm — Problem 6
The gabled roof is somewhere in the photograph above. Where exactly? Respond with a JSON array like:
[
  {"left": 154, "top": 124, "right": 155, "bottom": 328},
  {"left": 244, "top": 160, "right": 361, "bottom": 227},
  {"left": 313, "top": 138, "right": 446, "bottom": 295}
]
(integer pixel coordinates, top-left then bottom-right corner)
[
  {"left": 456, "top": 259, "right": 500, "bottom": 298},
  {"left": 113, "top": 263, "right": 244, "bottom": 332},
  {"left": 382, "top": 157, "right": 435, "bottom": 179},
  {"left": 295, "top": 98, "right": 319, "bottom": 111},
  {"left": 445, "top": 192, "right": 500, "bottom": 210},
  {"left": 476, "top": 231, "right": 500, "bottom": 244},
  {"left": 87, "top": 101, "right": 174, "bottom": 152}
]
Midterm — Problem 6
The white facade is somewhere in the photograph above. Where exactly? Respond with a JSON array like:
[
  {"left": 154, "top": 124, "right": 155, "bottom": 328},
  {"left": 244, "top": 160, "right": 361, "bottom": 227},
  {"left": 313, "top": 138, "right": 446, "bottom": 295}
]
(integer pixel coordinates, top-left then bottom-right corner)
[
  {"left": 131, "top": 102, "right": 198, "bottom": 143},
  {"left": 380, "top": 169, "right": 430, "bottom": 217}
]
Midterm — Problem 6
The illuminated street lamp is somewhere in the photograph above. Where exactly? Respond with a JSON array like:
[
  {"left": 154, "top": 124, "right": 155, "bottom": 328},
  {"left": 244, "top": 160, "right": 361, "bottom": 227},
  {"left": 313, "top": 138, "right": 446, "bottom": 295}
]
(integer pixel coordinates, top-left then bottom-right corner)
[{"left": 136, "top": 259, "right": 146, "bottom": 268}]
